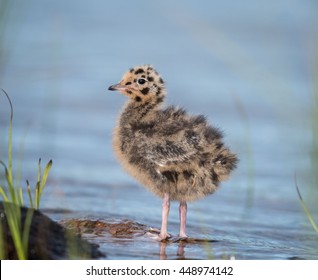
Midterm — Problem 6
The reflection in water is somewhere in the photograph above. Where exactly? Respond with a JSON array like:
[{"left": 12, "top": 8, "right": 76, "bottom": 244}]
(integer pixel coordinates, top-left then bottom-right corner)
[
  {"left": 177, "top": 243, "right": 185, "bottom": 258},
  {"left": 158, "top": 242, "right": 186, "bottom": 260},
  {"left": 159, "top": 242, "right": 168, "bottom": 260}
]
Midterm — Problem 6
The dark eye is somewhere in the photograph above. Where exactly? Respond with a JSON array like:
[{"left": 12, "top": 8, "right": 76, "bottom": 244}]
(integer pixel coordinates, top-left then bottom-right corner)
[{"left": 137, "top": 78, "right": 147, "bottom": 85}]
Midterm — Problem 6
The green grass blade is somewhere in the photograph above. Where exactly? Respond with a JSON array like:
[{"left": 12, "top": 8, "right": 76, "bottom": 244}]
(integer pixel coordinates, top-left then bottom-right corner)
[
  {"left": 0, "top": 90, "right": 16, "bottom": 204},
  {"left": 15, "top": 126, "right": 29, "bottom": 192},
  {"left": 37, "top": 160, "right": 52, "bottom": 207},
  {"left": 0, "top": 89, "right": 14, "bottom": 134},
  {"left": 8, "top": 114, "right": 13, "bottom": 183},
  {"left": 5, "top": 166, "right": 15, "bottom": 203},
  {"left": 0, "top": 186, "right": 9, "bottom": 202},
  {"left": 0, "top": 160, "right": 16, "bottom": 204},
  {"left": 37, "top": 158, "right": 41, "bottom": 183},
  {"left": 40, "top": 160, "right": 52, "bottom": 192},
  {"left": 35, "top": 182, "right": 40, "bottom": 209},
  {"left": 2, "top": 89, "right": 13, "bottom": 175},
  {"left": 295, "top": 175, "right": 318, "bottom": 235},
  {"left": 22, "top": 208, "right": 34, "bottom": 256},
  {"left": 17, "top": 187, "right": 23, "bottom": 206},
  {"left": 26, "top": 180, "right": 34, "bottom": 208},
  {"left": 4, "top": 203, "right": 26, "bottom": 259},
  {"left": 1, "top": 90, "right": 14, "bottom": 196}
]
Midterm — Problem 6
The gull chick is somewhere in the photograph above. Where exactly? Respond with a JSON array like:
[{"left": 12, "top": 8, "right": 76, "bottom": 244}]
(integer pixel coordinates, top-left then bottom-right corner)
[{"left": 108, "top": 65, "right": 238, "bottom": 240}]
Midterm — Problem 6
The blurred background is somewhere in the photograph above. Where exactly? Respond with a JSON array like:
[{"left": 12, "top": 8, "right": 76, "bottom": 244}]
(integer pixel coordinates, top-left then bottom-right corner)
[{"left": 0, "top": 0, "right": 318, "bottom": 259}]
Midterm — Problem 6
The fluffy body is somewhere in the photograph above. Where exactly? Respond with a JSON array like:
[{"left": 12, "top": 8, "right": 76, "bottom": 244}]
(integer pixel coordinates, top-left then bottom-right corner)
[{"left": 110, "top": 65, "right": 237, "bottom": 202}]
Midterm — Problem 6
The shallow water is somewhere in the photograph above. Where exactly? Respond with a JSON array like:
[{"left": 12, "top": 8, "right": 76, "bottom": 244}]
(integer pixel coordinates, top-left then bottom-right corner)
[{"left": 1, "top": 0, "right": 318, "bottom": 259}]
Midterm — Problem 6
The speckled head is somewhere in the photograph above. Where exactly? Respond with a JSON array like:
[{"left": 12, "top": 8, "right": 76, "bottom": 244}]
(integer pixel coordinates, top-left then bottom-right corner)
[{"left": 108, "top": 65, "right": 166, "bottom": 103}]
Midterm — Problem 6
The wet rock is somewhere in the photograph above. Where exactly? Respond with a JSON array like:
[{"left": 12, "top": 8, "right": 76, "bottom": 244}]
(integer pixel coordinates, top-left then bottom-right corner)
[
  {"left": 61, "top": 219, "right": 219, "bottom": 244},
  {"left": 0, "top": 202, "right": 105, "bottom": 259},
  {"left": 61, "top": 218, "right": 149, "bottom": 238}
]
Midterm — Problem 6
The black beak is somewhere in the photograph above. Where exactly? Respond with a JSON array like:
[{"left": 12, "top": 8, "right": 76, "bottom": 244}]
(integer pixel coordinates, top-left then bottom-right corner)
[
  {"left": 108, "top": 84, "right": 117, "bottom": 91},
  {"left": 108, "top": 83, "right": 126, "bottom": 91}
]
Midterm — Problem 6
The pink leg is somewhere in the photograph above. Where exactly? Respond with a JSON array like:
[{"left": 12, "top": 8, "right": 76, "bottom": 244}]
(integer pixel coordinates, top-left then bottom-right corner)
[
  {"left": 159, "top": 193, "right": 170, "bottom": 240},
  {"left": 179, "top": 201, "right": 187, "bottom": 238}
]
